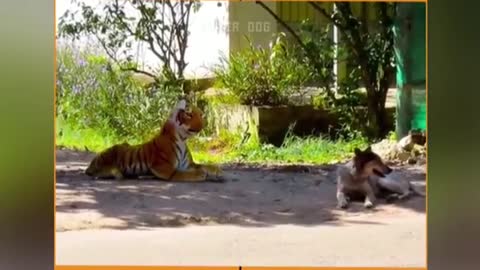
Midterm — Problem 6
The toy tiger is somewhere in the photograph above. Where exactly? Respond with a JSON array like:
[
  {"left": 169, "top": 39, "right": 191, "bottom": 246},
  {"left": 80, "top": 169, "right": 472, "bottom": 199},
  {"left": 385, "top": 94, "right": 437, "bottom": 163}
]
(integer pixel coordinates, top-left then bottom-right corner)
[{"left": 85, "top": 99, "right": 224, "bottom": 182}]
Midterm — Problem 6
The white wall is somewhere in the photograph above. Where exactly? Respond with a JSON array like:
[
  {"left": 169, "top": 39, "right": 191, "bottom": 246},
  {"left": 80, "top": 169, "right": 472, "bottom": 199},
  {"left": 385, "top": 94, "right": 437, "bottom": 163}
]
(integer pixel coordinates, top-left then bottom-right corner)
[
  {"left": 228, "top": 1, "right": 278, "bottom": 53},
  {"left": 55, "top": 0, "right": 230, "bottom": 79}
]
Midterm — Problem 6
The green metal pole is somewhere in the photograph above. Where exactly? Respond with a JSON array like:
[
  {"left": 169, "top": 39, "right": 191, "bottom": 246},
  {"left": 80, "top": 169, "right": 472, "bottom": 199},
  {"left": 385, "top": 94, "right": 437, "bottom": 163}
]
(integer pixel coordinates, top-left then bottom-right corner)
[{"left": 394, "top": 3, "right": 426, "bottom": 140}]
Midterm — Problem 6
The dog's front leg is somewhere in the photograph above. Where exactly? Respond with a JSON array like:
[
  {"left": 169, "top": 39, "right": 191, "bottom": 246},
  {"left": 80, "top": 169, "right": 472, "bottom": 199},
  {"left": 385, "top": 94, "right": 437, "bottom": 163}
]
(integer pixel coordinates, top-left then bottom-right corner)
[
  {"left": 361, "top": 181, "right": 376, "bottom": 208},
  {"left": 337, "top": 190, "right": 349, "bottom": 209},
  {"left": 336, "top": 180, "right": 349, "bottom": 209}
]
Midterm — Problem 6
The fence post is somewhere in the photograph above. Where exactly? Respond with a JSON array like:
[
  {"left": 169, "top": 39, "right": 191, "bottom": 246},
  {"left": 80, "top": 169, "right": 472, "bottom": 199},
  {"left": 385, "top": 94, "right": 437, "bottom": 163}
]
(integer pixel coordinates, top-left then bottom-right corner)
[{"left": 394, "top": 3, "right": 426, "bottom": 140}]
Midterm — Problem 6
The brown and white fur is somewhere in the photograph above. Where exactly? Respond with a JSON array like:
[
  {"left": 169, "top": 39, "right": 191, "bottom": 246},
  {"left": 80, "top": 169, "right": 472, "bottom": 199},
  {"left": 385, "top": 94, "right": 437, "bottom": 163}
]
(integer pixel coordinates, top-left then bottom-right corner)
[
  {"left": 336, "top": 146, "right": 425, "bottom": 209},
  {"left": 371, "top": 171, "right": 426, "bottom": 202},
  {"left": 336, "top": 146, "right": 393, "bottom": 209}
]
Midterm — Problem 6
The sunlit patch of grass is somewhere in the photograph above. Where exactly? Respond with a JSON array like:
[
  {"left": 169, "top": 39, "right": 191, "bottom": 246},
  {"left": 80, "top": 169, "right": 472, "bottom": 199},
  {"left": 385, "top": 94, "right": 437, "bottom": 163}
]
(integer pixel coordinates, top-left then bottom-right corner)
[
  {"left": 57, "top": 128, "right": 117, "bottom": 153},
  {"left": 56, "top": 120, "right": 141, "bottom": 153},
  {"left": 190, "top": 133, "right": 368, "bottom": 165},
  {"left": 56, "top": 122, "right": 369, "bottom": 165}
]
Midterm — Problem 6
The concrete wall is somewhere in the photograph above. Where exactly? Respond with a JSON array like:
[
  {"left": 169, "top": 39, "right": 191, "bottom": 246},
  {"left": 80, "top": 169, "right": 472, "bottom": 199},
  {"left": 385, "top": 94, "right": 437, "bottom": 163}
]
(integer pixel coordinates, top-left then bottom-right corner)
[{"left": 228, "top": 1, "right": 278, "bottom": 53}]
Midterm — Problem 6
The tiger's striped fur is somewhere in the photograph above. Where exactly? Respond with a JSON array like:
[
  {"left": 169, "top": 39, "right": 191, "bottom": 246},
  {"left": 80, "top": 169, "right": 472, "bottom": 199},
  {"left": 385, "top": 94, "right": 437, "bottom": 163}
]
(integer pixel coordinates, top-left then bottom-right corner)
[{"left": 85, "top": 100, "right": 223, "bottom": 182}]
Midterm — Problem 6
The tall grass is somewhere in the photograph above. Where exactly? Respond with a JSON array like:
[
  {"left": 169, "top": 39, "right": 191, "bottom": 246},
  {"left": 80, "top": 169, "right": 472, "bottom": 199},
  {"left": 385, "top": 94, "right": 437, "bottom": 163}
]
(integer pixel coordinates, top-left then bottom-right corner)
[{"left": 56, "top": 47, "right": 181, "bottom": 147}]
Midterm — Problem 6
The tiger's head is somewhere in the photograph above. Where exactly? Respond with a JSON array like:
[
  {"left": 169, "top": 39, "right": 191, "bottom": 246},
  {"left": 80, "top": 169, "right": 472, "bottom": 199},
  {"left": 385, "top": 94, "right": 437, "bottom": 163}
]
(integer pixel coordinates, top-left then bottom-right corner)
[{"left": 169, "top": 99, "right": 204, "bottom": 139}]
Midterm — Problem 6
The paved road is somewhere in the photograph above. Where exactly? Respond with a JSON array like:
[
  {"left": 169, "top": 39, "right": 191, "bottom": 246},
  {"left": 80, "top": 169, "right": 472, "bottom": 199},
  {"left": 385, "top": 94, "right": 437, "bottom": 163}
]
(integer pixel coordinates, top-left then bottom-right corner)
[{"left": 56, "top": 214, "right": 426, "bottom": 267}]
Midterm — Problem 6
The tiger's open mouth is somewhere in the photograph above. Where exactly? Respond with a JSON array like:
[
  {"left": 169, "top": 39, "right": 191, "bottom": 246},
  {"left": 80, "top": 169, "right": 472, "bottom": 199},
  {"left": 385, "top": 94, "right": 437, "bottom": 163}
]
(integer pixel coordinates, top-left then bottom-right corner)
[{"left": 188, "top": 128, "right": 200, "bottom": 133}]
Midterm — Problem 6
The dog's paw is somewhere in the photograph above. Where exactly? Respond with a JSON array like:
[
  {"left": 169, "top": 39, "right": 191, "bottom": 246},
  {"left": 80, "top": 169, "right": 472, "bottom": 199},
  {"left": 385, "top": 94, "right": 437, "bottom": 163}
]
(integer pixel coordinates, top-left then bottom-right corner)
[
  {"left": 397, "top": 192, "right": 411, "bottom": 200},
  {"left": 386, "top": 194, "right": 400, "bottom": 203},
  {"left": 364, "top": 201, "right": 374, "bottom": 209},
  {"left": 337, "top": 200, "right": 349, "bottom": 209}
]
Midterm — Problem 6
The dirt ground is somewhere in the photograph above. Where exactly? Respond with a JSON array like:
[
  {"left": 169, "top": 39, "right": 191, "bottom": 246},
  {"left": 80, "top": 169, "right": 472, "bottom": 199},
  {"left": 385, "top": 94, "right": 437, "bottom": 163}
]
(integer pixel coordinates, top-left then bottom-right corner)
[{"left": 55, "top": 148, "right": 426, "bottom": 267}]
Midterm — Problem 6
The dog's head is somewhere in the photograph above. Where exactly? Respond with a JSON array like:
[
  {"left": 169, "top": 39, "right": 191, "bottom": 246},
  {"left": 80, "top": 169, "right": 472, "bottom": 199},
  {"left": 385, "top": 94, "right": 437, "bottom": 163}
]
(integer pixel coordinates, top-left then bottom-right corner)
[{"left": 353, "top": 146, "right": 393, "bottom": 178}]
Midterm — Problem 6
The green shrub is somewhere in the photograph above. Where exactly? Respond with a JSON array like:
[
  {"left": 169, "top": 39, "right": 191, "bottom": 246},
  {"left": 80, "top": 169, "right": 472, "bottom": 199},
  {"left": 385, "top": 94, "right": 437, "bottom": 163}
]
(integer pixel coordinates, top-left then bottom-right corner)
[
  {"left": 56, "top": 47, "right": 181, "bottom": 144},
  {"left": 296, "top": 20, "right": 372, "bottom": 138},
  {"left": 213, "top": 33, "right": 314, "bottom": 106}
]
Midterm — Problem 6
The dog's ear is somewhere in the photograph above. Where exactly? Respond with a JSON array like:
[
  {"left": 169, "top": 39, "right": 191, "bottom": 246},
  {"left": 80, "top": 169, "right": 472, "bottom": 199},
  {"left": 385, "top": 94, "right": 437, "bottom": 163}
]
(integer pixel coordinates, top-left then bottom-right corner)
[
  {"left": 354, "top": 148, "right": 362, "bottom": 155},
  {"left": 364, "top": 146, "right": 372, "bottom": 152}
]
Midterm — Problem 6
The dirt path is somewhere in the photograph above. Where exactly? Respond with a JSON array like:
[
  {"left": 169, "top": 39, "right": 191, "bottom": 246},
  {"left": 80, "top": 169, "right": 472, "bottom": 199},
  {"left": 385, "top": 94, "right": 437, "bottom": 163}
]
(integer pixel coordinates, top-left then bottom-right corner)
[{"left": 55, "top": 149, "right": 426, "bottom": 267}]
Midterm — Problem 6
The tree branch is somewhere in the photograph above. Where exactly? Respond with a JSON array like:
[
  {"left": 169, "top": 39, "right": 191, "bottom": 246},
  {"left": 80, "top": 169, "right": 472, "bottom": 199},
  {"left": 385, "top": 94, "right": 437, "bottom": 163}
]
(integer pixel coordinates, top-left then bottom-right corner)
[
  {"left": 360, "top": 2, "right": 368, "bottom": 37},
  {"left": 120, "top": 66, "right": 158, "bottom": 79},
  {"left": 256, "top": 0, "right": 336, "bottom": 100},
  {"left": 308, "top": 2, "right": 345, "bottom": 31},
  {"left": 175, "top": 1, "right": 193, "bottom": 79},
  {"left": 165, "top": 0, "right": 180, "bottom": 73},
  {"left": 377, "top": 3, "right": 396, "bottom": 101},
  {"left": 136, "top": 0, "right": 173, "bottom": 63},
  {"left": 308, "top": 2, "right": 359, "bottom": 58},
  {"left": 255, "top": 1, "right": 308, "bottom": 53},
  {"left": 94, "top": 32, "right": 159, "bottom": 81},
  {"left": 110, "top": 0, "right": 166, "bottom": 65}
]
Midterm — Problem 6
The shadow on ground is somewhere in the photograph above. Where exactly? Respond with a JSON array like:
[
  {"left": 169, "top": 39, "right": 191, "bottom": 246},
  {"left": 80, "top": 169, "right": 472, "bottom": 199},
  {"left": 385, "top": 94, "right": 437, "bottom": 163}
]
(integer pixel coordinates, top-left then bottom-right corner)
[{"left": 55, "top": 149, "right": 426, "bottom": 231}]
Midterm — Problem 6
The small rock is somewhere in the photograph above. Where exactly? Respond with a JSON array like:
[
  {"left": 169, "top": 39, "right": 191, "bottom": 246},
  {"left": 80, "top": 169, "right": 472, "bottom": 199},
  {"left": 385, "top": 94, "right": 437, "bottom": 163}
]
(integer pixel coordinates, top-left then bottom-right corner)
[
  {"left": 397, "top": 152, "right": 411, "bottom": 162},
  {"left": 398, "top": 135, "right": 415, "bottom": 151},
  {"left": 416, "top": 156, "right": 427, "bottom": 165},
  {"left": 189, "top": 216, "right": 202, "bottom": 223},
  {"left": 407, "top": 157, "right": 417, "bottom": 165}
]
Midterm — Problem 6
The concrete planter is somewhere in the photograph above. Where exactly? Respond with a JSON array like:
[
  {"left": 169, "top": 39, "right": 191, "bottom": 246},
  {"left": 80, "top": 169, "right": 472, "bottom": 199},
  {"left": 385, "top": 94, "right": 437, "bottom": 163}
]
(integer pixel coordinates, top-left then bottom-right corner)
[
  {"left": 208, "top": 103, "right": 396, "bottom": 146},
  {"left": 209, "top": 104, "right": 340, "bottom": 146}
]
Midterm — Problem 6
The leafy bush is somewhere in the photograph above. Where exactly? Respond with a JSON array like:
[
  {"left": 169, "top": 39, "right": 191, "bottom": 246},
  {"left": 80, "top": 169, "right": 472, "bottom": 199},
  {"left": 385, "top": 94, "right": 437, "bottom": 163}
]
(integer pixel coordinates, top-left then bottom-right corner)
[
  {"left": 296, "top": 20, "right": 371, "bottom": 138},
  {"left": 56, "top": 47, "right": 181, "bottom": 143},
  {"left": 296, "top": 21, "right": 337, "bottom": 92},
  {"left": 213, "top": 33, "right": 314, "bottom": 106}
]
